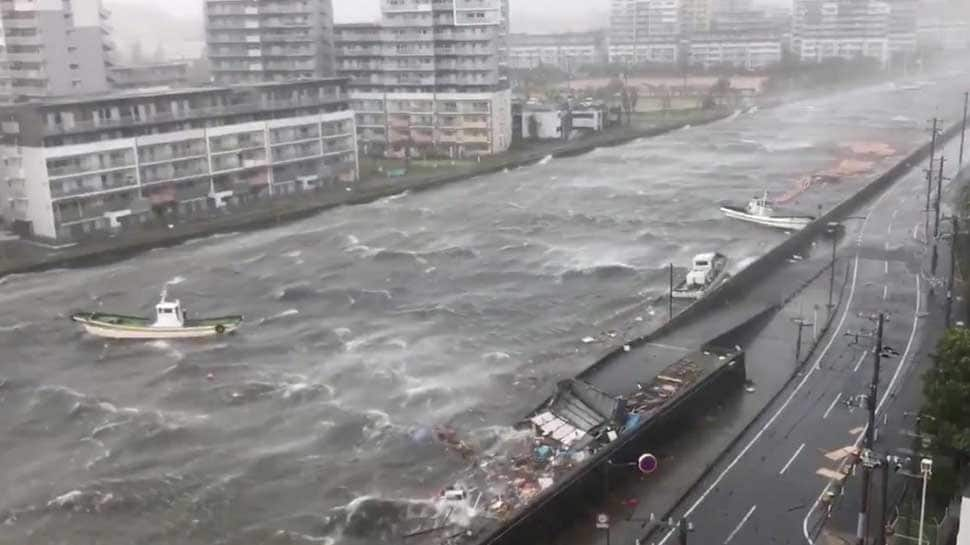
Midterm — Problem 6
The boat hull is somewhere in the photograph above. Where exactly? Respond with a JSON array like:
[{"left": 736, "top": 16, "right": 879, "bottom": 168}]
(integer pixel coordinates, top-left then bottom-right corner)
[
  {"left": 720, "top": 206, "right": 813, "bottom": 231},
  {"left": 71, "top": 314, "right": 241, "bottom": 340}
]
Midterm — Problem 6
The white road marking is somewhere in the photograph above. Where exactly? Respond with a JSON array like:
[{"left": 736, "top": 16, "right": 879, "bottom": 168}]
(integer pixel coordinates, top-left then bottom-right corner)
[
  {"left": 885, "top": 261, "right": 889, "bottom": 274},
  {"left": 645, "top": 342, "right": 690, "bottom": 352},
  {"left": 823, "top": 393, "right": 843, "bottom": 419},
  {"left": 780, "top": 443, "right": 806, "bottom": 475},
  {"left": 657, "top": 186, "right": 894, "bottom": 545},
  {"left": 852, "top": 352, "right": 867, "bottom": 373},
  {"left": 883, "top": 285, "right": 889, "bottom": 300},
  {"left": 724, "top": 505, "right": 758, "bottom": 544},
  {"left": 803, "top": 274, "right": 922, "bottom": 544}
]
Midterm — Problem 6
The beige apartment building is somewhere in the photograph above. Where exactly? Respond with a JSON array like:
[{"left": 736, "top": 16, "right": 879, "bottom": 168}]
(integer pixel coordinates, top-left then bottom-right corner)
[{"left": 335, "top": 0, "right": 512, "bottom": 159}]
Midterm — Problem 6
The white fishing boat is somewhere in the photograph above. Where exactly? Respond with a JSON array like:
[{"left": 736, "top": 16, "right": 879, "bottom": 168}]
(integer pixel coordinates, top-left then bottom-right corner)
[
  {"left": 672, "top": 252, "right": 729, "bottom": 300},
  {"left": 720, "top": 192, "right": 815, "bottom": 231},
  {"left": 71, "top": 292, "right": 242, "bottom": 340}
]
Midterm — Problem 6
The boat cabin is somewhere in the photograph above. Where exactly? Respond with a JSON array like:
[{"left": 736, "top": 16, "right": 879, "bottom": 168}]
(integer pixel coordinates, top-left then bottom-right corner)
[
  {"left": 153, "top": 299, "right": 186, "bottom": 328},
  {"left": 693, "top": 253, "right": 716, "bottom": 269},
  {"left": 745, "top": 194, "right": 773, "bottom": 217}
]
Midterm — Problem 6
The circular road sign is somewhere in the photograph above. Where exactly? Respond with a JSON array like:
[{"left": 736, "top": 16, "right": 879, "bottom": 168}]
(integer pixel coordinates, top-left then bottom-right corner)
[
  {"left": 638, "top": 453, "right": 658, "bottom": 475},
  {"left": 596, "top": 513, "right": 610, "bottom": 529}
]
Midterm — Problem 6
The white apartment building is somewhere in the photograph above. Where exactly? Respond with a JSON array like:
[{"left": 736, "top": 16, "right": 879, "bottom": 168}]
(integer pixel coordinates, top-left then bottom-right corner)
[
  {"left": 335, "top": 0, "right": 511, "bottom": 158},
  {"left": 886, "top": 0, "right": 918, "bottom": 56},
  {"left": 608, "top": 39, "right": 680, "bottom": 65},
  {"left": 610, "top": 0, "right": 640, "bottom": 44},
  {"left": 792, "top": 0, "right": 892, "bottom": 65},
  {"left": 506, "top": 32, "right": 605, "bottom": 71},
  {"left": 917, "top": 16, "right": 970, "bottom": 51},
  {"left": 608, "top": 0, "right": 682, "bottom": 63},
  {"left": 0, "top": 0, "right": 115, "bottom": 102},
  {"left": 688, "top": 34, "right": 782, "bottom": 69},
  {"left": 205, "top": 0, "right": 337, "bottom": 85},
  {"left": 681, "top": 0, "right": 713, "bottom": 34},
  {"left": 0, "top": 79, "right": 357, "bottom": 241}
]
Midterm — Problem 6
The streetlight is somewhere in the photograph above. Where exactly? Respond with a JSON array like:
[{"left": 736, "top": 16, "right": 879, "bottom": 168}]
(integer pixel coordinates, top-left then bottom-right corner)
[
  {"left": 826, "top": 221, "right": 841, "bottom": 314},
  {"left": 918, "top": 458, "right": 933, "bottom": 545}
]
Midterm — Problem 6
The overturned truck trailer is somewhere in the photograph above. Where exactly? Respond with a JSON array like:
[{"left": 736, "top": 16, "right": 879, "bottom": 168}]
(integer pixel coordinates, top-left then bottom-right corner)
[{"left": 470, "top": 334, "right": 750, "bottom": 545}]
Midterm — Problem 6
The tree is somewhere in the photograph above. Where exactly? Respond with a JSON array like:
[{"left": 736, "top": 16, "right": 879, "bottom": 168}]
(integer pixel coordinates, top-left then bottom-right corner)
[{"left": 923, "top": 328, "right": 970, "bottom": 462}]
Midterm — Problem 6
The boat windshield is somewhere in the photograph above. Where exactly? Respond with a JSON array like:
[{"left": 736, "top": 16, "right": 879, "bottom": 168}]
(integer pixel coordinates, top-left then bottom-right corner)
[{"left": 695, "top": 261, "right": 709, "bottom": 267}]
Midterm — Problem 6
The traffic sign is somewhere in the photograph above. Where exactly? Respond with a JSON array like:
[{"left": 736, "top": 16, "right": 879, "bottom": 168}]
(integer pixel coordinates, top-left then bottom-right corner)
[
  {"left": 638, "top": 453, "right": 658, "bottom": 474},
  {"left": 596, "top": 513, "right": 610, "bottom": 529}
]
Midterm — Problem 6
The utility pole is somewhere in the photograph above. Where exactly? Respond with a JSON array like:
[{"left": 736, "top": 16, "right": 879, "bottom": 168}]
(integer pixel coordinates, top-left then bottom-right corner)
[
  {"left": 828, "top": 222, "right": 839, "bottom": 313},
  {"left": 932, "top": 156, "right": 947, "bottom": 276},
  {"left": 668, "top": 263, "right": 674, "bottom": 322},
  {"left": 960, "top": 91, "right": 967, "bottom": 167},
  {"left": 947, "top": 216, "right": 959, "bottom": 329},
  {"left": 925, "top": 118, "right": 939, "bottom": 245},
  {"left": 857, "top": 313, "right": 884, "bottom": 545},
  {"left": 678, "top": 517, "right": 690, "bottom": 545},
  {"left": 879, "top": 458, "right": 890, "bottom": 545},
  {"left": 934, "top": 156, "right": 946, "bottom": 239}
]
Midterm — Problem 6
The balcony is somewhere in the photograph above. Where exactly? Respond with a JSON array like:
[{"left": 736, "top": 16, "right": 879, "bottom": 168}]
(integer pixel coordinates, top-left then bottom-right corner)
[
  {"left": 45, "top": 96, "right": 349, "bottom": 136},
  {"left": 140, "top": 163, "right": 209, "bottom": 185},
  {"left": 47, "top": 162, "right": 135, "bottom": 179},
  {"left": 3, "top": 18, "right": 38, "bottom": 29},
  {"left": 259, "top": 33, "right": 315, "bottom": 43},
  {"left": 50, "top": 179, "right": 137, "bottom": 201}
]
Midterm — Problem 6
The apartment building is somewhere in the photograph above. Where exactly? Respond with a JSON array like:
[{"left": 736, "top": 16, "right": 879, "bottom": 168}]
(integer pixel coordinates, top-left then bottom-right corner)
[
  {"left": 792, "top": 0, "right": 892, "bottom": 65},
  {"left": 713, "top": 0, "right": 753, "bottom": 11},
  {"left": 205, "top": 0, "right": 337, "bottom": 85},
  {"left": 688, "top": 34, "right": 782, "bottom": 69},
  {"left": 334, "top": 0, "right": 512, "bottom": 159},
  {"left": 110, "top": 62, "right": 191, "bottom": 90},
  {"left": 608, "top": 0, "right": 682, "bottom": 63},
  {"left": 0, "top": 79, "right": 357, "bottom": 241},
  {"left": 711, "top": 9, "right": 788, "bottom": 34},
  {"left": 681, "top": 0, "right": 713, "bottom": 34},
  {"left": 350, "top": 90, "right": 510, "bottom": 158},
  {"left": 885, "top": 0, "right": 918, "bottom": 56},
  {"left": 505, "top": 32, "right": 606, "bottom": 71},
  {"left": 917, "top": 17, "right": 970, "bottom": 51},
  {"left": 608, "top": 38, "right": 680, "bottom": 65},
  {"left": 610, "top": 0, "right": 640, "bottom": 44},
  {"left": 0, "top": 0, "right": 115, "bottom": 102}
]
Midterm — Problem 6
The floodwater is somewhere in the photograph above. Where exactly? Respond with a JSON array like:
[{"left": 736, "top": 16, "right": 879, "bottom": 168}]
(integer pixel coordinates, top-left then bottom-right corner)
[{"left": 2, "top": 70, "right": 969, "bottom": 544}]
